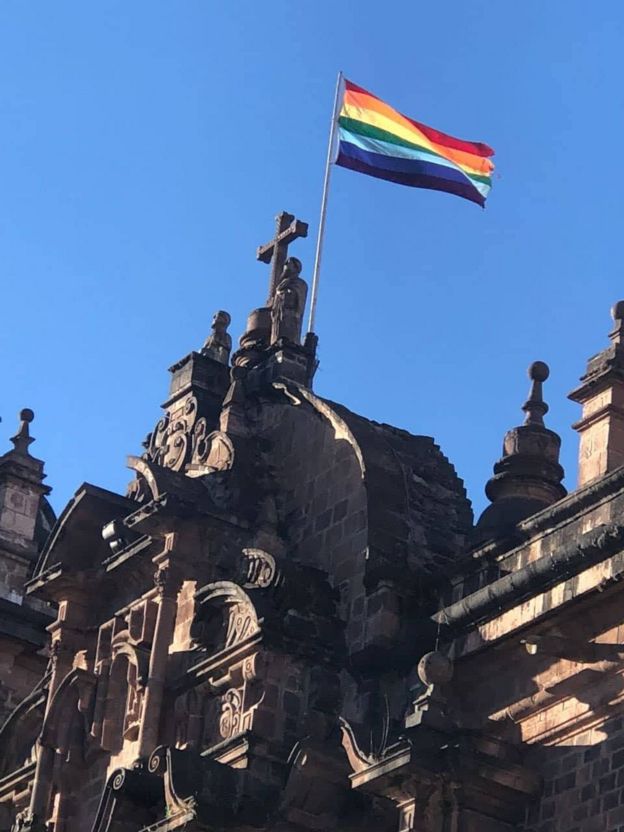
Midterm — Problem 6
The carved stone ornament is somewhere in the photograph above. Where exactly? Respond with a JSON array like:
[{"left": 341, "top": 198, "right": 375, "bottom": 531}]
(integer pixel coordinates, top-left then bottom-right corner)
[
  {"left": 225, "top": 601, "right": 258, "bottom": 648},
  {"left": 11, "top": 810, "right": 47, "bottom": 832},
  {"left": 123, "top": 663, "right": 143, "bottom": 741},
  {"left": 154, "top": 565, "right": 173, "bottom": 596},
  {"left": 143, "top": 396, "right": 198, "bottom": 473},
  {"left": 98, "top": 629, "right": 151, "bottom": 751},
  {"left": 188, "top": 423, "right": 234, "bottom": 474},
  {"left": 192, "top": 583, "right": 261, "bottom": 654},
  {"left": 218, "top": 680, "right": 264, "bottom": 741},
  {"left": 240, "top": 548, "right": 283, "bottom": 589},
  {"left": 138, "top": 396, "right": 235, "bottom": 488},
  {"left": 219, "top": 688, "right": 243, "bottom": 739}
]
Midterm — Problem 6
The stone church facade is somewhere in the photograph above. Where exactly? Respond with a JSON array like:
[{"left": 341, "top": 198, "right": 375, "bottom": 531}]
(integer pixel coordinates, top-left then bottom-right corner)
[{"left": 2, "top": 212, "right": 624, "bottom": 830}]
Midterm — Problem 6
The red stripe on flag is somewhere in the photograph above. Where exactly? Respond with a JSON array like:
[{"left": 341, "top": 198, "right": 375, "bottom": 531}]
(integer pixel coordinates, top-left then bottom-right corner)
[{"left": 343, "top": 78, "right": 494, "bottom": 159}]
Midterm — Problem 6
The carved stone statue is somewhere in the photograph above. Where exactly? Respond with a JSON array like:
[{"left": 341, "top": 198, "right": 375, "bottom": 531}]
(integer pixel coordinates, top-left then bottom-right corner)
[
  {"left": 202, "top": 311, "right": 232, "bottom": 364},
  {"left": 270, "top": 258, "right": 308, "bottom": 345}
]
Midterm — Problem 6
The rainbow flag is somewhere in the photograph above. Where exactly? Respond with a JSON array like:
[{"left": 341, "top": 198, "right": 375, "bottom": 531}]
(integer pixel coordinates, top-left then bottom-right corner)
[{"left": 336, "top": 79, "right": 495, "bottom": 207}]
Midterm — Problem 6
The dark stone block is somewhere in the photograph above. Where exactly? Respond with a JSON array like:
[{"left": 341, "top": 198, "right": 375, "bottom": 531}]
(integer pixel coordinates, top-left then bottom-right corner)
[
  {"left": 612, "top": 749, "right": 624, "bottom": 771},
  {"left": 333, "top": 499, "right": 349, "bottom": 523},
  {"left": 580, "top": 784, "right": 596, "bottom": 802},
  {"left": 554, "top": 772, "right": 576, "bottom": 793},
  {"left": 540, "top": 800, "right": 555, "bottom": 820},
  {"left": 561, "top": 752, "right": 580, "bottom": 773},
  {"left": 282, "top": 692, "right": 301, "bottom": 716},
  {"left": 315, "top": 508, "right": 333, "bottom": 533},
  {"left": 600, "top": 772, "right": 616, "bottom": 792},
  {"left": 585, "top": 745, "right": 602, "bottom": 763},
  {"left": 573, "top": 804, "right": 588, "bottom": 821},
  {"left": 604, "top": 790, "right": 620, "bottom": 811}
]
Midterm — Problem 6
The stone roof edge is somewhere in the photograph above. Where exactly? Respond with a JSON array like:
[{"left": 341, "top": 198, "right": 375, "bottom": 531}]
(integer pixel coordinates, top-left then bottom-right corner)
[
  {"left": 467, "top": 463, "right": 624, "bottom": 567},
  {"left": 290, "top": 384, "right": 366, "bottom": 478},
  {"left": 0, "top": 595, "right": 54, "bottom": 647},
  {"left": 32, "top": 482, "right": 134, "bottom": 580},
  {"left": 436, "top": 523, "right": 624, "bottom": 637}
]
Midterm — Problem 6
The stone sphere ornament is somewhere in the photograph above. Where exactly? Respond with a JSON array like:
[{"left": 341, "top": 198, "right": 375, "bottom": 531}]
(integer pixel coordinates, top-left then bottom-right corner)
[
  {"left": 528, "top": 361, "right": 549, "bottom": 383},
  {"left": 612, "top": 300, "right": 624, "bottom": 322},
  {"left": 417, "top": 651, "right": 454, "bottom": 686}
]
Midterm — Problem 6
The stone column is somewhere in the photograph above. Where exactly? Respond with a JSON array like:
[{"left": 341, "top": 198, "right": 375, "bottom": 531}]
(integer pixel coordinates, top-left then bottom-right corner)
[
  {"left": 0, "top": 409, "right": 52, "bottom": 597},
  {"left": 137, "top": 552, "right": 182, "bottom": 759},
  {"left": 570, "top": 302, "right": 624, "bottom": 486}
]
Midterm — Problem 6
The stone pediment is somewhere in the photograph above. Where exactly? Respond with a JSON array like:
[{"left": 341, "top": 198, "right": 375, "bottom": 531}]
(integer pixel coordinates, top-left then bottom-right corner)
[{"left": 29, "top": 483, "right": 135, "bottom": 587}]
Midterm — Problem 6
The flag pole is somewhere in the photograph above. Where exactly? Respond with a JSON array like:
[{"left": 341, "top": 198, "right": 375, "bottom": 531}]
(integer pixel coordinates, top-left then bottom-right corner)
[{"left": 307, "top": 70, "right": 344, "bottom": 335}]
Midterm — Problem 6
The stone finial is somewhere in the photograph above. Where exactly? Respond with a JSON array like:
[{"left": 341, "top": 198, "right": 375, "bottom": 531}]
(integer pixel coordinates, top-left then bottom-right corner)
[
  {"left": 405, "top": 651, "right": 454, "bottom": 732},
  {"left": 201, "top": 310, "right": 232, "bottom": 365},
  {"left": 476, "top": 362, "right": 566, "bottom": 541},
  {"left": 569, "top": 301, "right": 624, "bottom": 486},
  {"left": 10, "top": 408, "right": 35, "bottom": 456},
  {"left": 610, "top": 301, "right": 624, "bottom": 343},
  {"left": 522, "top": 361, "right": 549, "bottom": 426}
]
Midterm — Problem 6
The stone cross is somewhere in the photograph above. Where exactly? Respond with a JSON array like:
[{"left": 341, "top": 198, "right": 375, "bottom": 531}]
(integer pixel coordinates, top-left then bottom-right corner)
[{"left": 257, "top": 211, "right": 308, "bottom": 304}]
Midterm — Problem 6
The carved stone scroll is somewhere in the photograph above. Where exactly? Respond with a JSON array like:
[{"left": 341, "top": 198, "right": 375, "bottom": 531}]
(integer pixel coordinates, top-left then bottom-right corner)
[
  {"left": 143, "top": 396, "right": 199, "bottom": 473},
  {"left": 188, "top": 426, "right": 234, "bottom": 475},
  {"left": 219, "top": 688, "right": 243, "bottom": 740},
  {"left": 192, "top": 583, "right": 260, "bottom": 654},
  {"left": 240, "top": 548, "right": 283, "bottom": 590}
]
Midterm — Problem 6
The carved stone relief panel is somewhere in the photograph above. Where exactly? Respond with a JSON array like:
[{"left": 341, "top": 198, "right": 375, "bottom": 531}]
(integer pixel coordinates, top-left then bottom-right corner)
[
  {"left": 218, "top": 653, "right": 264, "bottom": 742},
  {"left": 101, "top": 650, "right": 145, "bottom": 752},
  {"left": 186, "top": 583, "right": 268, "bottom": 752},
  {"left": 141, "top": 392, "right": 236, "bottom": 480},
  {"left": 97, "top": 601, "right": 155, "bottom": 754},
  {"left": 123, "top": 661, "right": 142, "bottom": 741}
]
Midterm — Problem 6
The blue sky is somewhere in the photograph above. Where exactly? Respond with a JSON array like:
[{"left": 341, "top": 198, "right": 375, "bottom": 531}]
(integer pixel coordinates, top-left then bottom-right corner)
[{"left": 1, "top": 2, "right": 622, "bottom": 519}]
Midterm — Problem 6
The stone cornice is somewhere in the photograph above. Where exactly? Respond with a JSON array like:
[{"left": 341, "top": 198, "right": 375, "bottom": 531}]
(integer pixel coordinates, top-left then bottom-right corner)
[{"left": 437, "top": 523, "right": 624, "bottom": 633}]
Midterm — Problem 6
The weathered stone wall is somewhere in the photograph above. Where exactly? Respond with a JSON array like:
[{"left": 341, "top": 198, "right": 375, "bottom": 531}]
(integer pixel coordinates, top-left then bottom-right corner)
[
  {"left": 522, "top": 715, "right": 624, "bottom": 832},
  {"left": 0, "top": 636, "right": 44, "bottom": 726},
  {"left": 258, "top": 397, "right": 369, "bottom": 652},
  {"left": 0, "top": 479, "right": 40, "bottom": 553},
  {"left": 449, "top": 543, "right": 624, "bottom": 832},
  {"left": 0, "top": 480, "right": 43, "bottom": 600},
  {"left": 0, "top": 549, "right": 30, "bottom": 601}
]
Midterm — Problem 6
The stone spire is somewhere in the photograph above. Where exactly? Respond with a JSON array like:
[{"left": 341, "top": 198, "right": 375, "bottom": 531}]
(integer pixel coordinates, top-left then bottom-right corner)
[
  {"left": 0, "top": 409, "right": 52, "bottom": 596},
  {"left": 569, "top": 301, "right": 624, "bottom": 486},
  {"left": 476, "top": 362, "right": 566, "bottom": 540}
]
